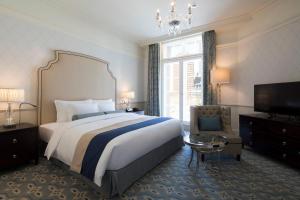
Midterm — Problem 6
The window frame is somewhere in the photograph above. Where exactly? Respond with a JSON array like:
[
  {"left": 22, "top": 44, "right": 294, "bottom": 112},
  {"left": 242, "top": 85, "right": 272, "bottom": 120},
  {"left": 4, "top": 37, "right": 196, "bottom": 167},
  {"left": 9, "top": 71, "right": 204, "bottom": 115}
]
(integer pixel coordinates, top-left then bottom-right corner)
[{"left": 160, "top": 34, "right": 203, "bottom": 123}]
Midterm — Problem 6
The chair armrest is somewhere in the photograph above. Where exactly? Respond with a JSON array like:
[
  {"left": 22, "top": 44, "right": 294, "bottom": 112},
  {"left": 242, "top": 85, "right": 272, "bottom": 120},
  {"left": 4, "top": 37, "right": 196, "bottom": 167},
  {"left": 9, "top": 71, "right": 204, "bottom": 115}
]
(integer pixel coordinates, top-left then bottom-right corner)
[{"left": 190, "top": 106, "right": 200, "bottom": 134}]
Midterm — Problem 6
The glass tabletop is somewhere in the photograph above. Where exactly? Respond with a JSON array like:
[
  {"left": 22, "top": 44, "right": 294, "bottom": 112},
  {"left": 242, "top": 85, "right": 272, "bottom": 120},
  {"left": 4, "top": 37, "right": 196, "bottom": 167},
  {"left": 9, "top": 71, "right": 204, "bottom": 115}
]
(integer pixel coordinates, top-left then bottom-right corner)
[{"left": 184, "top": 134, "right": 228, "bottom": 152}]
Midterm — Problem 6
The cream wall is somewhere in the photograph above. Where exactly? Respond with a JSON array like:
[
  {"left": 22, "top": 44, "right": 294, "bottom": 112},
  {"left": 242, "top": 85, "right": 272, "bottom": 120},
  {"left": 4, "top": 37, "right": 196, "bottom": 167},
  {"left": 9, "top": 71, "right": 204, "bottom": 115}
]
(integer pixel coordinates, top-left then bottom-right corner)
[
  {"left": 218, "top": 0, "right": 300, "bottom": 132},
  {"left": 0, "top": 7, "right": 145, "bottom": 124}
]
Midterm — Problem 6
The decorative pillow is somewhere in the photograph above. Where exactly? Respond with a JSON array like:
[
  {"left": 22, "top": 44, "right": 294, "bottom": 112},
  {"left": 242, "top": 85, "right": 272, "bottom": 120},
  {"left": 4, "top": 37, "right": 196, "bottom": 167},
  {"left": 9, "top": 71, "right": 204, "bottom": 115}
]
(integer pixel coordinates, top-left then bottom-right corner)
[
  {"left": 67, "top": 103, "right": 99, "bottom": 122},
  {"left": 72, "top": 111, "right": 105, "bottom": 121},
  {"left": 104, "top": 110, "right": 125, "bottom": 114},
  {"left": 54, "top": 99, "right": 92, "bottom": 122},
  {"left": 198, "top": 116, "right": 222, "bottom": 131}
]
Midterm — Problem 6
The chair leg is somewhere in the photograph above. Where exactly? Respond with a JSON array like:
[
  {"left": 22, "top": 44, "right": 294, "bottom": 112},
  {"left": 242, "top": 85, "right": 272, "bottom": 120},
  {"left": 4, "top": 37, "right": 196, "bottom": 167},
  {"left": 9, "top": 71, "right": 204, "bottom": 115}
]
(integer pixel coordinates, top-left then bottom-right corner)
[
  {"left": 201, "top": 154, "right": 205, "bottom": 162},
  {"left": 188, "top": 148, "right": 194, "bottom": 167},
  {"left": 236, "top": 154, "right": 241, "bottom": 161}
]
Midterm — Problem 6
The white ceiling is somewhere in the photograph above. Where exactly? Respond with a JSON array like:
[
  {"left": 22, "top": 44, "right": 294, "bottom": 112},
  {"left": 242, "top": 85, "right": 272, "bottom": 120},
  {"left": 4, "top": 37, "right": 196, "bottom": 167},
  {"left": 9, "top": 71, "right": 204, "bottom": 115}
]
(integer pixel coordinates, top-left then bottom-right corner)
[{"left": 1, "top": 0, "right": 273, "bottom": 43}]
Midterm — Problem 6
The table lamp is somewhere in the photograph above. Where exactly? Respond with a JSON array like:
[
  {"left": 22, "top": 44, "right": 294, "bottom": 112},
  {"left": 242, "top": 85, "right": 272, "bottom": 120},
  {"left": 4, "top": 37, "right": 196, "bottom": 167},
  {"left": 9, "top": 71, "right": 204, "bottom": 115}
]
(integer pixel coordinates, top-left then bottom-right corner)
[
  {"left": 0, "top": 88, "right": 24, "bottom": 128},
  {"left": 122, "top": 91, "right": 135, "bottom": 111},
  {"left": 210, "top": 68, "right": 230, "bottom": 104}
]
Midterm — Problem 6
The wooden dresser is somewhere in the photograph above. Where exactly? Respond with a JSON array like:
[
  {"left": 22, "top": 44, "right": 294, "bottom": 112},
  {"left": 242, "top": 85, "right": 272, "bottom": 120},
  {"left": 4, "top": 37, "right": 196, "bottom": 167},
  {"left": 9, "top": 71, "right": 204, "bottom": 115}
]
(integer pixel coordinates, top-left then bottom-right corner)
[
  {"left": 240, "top": 114, "right": 300, "bottom": 168},
  {"left": 0, "top": 123, "right": 38, "bottom": 169}
]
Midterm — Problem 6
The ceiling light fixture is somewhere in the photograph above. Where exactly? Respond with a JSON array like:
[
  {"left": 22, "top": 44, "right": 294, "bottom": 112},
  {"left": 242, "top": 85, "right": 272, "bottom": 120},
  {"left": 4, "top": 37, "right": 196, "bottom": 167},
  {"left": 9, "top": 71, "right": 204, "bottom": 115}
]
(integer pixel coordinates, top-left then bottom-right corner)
[
  {"left": 156, "top": 0, "right": 193, "bottom": 36},
  {"left": 191, "top": 1, "right": 198, "bottom": 8}
]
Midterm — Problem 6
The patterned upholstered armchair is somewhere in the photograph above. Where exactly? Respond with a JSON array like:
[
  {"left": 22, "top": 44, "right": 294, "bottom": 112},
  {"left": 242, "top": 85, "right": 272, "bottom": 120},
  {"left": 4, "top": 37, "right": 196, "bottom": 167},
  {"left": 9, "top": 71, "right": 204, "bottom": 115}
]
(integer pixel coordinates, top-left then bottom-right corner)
[{"left": 190, "top": 105, "right": 242, "bottom": 161}]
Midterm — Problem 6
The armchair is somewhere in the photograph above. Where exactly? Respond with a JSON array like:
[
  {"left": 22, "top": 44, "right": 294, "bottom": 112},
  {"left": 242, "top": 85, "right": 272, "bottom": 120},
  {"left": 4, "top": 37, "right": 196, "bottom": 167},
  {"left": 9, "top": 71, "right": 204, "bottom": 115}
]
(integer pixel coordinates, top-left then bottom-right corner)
[{"left": 190, "top": 105, "right": 242, "bottom": 161}]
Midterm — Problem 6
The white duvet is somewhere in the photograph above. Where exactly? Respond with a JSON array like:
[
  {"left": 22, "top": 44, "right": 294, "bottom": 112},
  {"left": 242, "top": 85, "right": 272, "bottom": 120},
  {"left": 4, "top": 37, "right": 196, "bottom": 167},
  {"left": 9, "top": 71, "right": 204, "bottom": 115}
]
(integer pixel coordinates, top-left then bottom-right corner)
[{"left": 45, "top": 113, "right": 183, "bottom": 186}]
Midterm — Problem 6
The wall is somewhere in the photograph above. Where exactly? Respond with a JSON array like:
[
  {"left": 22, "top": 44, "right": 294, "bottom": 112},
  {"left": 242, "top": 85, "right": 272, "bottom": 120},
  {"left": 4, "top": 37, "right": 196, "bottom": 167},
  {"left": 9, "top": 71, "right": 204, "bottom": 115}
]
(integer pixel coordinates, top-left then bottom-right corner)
[
  {"left": 142, "top": 1, "right": 300, "bottom": 133},
  {"left": 220, "top": 0, "right": 300, "bottom": 132},
  {"left": 216, "top": 30, "right": 239, "bottom": 131},
  {"left": 0, "top": 7, "right": 145, "bottom": 124}
]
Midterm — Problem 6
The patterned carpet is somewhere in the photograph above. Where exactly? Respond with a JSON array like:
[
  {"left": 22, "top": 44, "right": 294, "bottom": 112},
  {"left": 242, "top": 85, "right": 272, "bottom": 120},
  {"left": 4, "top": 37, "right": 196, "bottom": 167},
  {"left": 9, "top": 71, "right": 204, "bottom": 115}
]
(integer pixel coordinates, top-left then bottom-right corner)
[{"left": 1, "top": 146, "right": 300, "bottom": 200}]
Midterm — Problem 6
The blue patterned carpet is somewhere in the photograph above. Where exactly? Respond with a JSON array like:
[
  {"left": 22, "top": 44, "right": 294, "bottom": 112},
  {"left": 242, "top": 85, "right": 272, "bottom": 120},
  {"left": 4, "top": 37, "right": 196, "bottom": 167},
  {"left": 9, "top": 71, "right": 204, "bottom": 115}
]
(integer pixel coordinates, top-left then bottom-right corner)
[{"left": 1, "top": 146, "right": 300, "bottom": 200}]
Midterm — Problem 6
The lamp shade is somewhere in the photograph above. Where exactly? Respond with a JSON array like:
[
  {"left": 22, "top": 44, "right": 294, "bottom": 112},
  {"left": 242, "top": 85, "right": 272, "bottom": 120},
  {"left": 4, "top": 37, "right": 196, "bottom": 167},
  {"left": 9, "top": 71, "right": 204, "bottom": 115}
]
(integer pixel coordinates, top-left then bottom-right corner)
[
  {"left": 123, "top": 91, "right": 135, "bottom": 99},
  {"left": 0, "top": 89, "right": 25, "bottom": 102},
  {"left": 211, "top": 68, "right": 230, "bottom": 84}
]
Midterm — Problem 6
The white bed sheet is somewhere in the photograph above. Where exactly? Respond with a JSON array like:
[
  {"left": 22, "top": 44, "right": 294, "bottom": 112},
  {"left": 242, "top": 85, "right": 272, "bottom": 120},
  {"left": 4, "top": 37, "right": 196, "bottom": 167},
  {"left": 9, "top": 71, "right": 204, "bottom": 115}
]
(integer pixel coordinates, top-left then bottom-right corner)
[
  {"left": 44, "top": 113, "right": 183, "bottom": 186},
  {"left": 39, "top": 122, "right": 61, "bottom": 143}
]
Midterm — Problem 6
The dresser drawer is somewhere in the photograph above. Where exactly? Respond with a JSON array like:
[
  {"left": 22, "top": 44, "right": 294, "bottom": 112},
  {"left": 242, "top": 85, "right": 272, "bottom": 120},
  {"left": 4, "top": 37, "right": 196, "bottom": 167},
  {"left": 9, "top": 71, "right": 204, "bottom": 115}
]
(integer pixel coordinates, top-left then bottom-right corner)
[
  {"left": 286, "top": 139, "right": 300, "bottom": 153},
  {"left": 285, "top": 125, "right": 300, "bottom": 140},
  {"left": 267, "top": 122, "right": 288, "bottom": 136}
]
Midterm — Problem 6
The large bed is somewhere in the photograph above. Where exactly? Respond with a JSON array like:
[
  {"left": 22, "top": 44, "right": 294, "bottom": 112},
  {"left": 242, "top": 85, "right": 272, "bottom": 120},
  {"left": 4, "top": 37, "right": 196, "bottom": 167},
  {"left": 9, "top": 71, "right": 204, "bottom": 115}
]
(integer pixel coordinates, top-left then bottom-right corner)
[{"left": 37, "top": 50, "right": 184, "bottom": 198}]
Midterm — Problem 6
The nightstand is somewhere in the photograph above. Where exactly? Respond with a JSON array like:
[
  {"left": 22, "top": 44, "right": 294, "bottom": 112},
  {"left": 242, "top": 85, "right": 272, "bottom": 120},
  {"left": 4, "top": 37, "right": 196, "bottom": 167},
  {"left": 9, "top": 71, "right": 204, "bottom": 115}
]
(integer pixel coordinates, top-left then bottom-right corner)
[
  {"left": 126, "top": 110, "right": 145, "bottom": 115},
  {"left": 0, "top": 123, "right": 39, "bottom": 169}
]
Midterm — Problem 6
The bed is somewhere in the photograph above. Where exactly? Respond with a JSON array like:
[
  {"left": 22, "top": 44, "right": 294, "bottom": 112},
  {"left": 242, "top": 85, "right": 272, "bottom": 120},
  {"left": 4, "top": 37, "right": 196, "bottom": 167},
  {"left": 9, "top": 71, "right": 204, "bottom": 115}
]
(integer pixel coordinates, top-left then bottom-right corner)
[{"left": 37, "top": 50, "right": 184, "bottom": 198}]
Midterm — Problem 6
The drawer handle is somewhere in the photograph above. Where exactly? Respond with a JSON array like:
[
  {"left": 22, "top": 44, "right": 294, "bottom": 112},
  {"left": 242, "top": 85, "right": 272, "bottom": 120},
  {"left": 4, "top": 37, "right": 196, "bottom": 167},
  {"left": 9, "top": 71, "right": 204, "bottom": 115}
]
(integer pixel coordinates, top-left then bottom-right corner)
[
  {"left": 12, "top": 154, "right": 17, "bottom": 159},
  {"left": 249, "top": 131, "right": 253, "bottom": 135},
  {"left": 282, "top": 141, "right": 287, "bottom": 146},
  {"left": 12, "top": 138, "right": 18, "bottom": 144},
  {"left": 249, "top": 122, "right": 253, "bottom": 125},
  {"left": 298, "top": 152, "right": 300, "bottom": 156},
  {"left": 282, "top": 128, "right": 287, "bottom": 133}
]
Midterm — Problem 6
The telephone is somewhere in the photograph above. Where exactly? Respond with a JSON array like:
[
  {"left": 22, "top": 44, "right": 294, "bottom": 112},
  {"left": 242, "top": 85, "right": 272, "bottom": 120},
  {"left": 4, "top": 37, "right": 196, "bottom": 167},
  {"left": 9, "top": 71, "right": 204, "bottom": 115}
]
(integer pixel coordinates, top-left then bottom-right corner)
[{"left": 126, "top": 107, "right": 140, "bottom": 112}]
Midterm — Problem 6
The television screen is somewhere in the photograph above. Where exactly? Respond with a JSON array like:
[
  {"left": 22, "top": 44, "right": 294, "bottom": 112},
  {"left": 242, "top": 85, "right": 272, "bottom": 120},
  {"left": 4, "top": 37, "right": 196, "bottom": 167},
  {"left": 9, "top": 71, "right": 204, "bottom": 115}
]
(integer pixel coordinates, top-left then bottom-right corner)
[{"left": 254, "top": 82, "right": 300, "bottom": 116}]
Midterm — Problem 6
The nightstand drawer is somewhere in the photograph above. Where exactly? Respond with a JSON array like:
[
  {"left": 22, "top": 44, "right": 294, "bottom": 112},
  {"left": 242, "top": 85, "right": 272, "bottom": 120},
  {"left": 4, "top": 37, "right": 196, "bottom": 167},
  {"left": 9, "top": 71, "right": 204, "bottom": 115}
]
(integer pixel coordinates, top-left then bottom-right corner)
[
  {"left": 0, "top": 129, "right": 36, "bottom": 151},
  {"left": 0, "top": 123, "right": 38, "bottom": 169},
  {"left": 0, "top": 152, "right": 28, "bottom": 167}
]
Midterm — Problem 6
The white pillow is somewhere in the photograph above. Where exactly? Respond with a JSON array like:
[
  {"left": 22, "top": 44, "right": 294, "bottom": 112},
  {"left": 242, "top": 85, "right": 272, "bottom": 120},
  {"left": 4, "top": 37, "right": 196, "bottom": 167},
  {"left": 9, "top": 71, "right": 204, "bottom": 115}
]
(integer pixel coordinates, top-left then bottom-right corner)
[
  {"left": 92, "top": 99, "right": 115, "bottom": 112},
  {"left": 54, "top": 100, "right": 92, "bottom": 122},
  {"left": 67, "top": 103, "right": 99, "bottom": 122},
  {"left": 92, "top": 99, "right": 113, "bottom": 103}
]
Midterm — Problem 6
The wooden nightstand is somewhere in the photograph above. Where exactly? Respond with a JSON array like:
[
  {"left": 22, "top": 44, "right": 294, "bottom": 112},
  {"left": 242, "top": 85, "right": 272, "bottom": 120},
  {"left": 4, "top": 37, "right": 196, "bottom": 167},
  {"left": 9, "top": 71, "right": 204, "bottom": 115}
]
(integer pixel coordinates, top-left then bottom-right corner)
[
  {"left": 0, "top": 123, "right": 39, "bottom": 169},
  {"left": 126, "top": 110, "right": 144, "bottom": 115}
]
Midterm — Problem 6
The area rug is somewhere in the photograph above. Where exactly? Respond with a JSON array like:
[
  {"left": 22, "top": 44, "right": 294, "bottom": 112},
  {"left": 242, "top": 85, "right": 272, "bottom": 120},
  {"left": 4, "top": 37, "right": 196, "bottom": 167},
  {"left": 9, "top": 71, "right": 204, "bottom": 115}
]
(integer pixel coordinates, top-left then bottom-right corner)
[{"left": 0, "top": 146, "right": 300, "bottom": 200}]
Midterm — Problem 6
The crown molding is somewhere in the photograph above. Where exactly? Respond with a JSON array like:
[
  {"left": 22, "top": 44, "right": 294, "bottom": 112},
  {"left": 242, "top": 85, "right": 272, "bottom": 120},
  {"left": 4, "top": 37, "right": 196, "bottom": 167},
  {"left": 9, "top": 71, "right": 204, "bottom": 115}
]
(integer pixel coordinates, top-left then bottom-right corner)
[
  {"left": 216, "top": 42, "right": 238, "bottom": 50},
  {"left": 239, "top": 14, "right": 300, "bottom": 43},
  {"left": 248, "top": 0, "right": 280, "bottom": 16}
]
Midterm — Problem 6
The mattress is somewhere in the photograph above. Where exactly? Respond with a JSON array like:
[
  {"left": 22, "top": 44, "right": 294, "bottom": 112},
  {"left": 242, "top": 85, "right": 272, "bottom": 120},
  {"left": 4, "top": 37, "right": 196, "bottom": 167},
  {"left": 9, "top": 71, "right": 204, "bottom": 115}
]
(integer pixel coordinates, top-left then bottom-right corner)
[
  {"left": 43, "top": 113, "right": 183, "bottom": 186},
  {"left": 39, "top": 122, "right": 60, "bottom": 143}
]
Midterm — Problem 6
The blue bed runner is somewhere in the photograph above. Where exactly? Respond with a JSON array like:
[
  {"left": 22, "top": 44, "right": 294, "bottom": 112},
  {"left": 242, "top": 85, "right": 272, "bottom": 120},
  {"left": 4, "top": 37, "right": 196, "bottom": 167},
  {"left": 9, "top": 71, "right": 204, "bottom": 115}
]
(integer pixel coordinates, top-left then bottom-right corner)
[{"left": 81, "top": 117, "right": 172, "bottom": 180}]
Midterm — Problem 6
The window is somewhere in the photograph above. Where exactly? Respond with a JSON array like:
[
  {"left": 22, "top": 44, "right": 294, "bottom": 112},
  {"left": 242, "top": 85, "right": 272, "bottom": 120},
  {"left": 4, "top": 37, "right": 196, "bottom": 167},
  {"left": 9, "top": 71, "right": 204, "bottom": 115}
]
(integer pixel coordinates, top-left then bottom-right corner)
[{"left": 161, "top": 34, "right": 203, "bottom": 123}]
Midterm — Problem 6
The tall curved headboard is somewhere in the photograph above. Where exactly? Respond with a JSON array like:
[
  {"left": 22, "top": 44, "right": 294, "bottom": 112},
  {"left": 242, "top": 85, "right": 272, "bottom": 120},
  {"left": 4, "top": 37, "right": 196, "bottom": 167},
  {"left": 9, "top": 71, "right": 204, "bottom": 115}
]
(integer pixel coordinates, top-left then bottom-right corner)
[{"left": 38, "top": 50, "right": 117, "bottom": 125}]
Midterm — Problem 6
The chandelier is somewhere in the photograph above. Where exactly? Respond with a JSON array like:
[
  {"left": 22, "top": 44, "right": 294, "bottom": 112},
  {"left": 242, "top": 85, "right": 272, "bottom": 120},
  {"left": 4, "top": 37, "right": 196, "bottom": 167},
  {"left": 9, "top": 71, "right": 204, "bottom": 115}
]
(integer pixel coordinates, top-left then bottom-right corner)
[{"left": 156, "top": 1, "right": 194, "bottom": 36}]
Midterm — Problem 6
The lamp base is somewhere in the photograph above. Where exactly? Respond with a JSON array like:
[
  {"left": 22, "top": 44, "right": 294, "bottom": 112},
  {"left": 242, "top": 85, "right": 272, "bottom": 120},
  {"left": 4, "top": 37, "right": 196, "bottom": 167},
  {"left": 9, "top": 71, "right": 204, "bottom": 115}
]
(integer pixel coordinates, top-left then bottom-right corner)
[
  {"left": 3, "top": 104, "right": 17, "bottom": 129},
  {"left": 3, "top": 116, "right": 17, "bottom": 129},
  {"left": 3, "top": 123, "right": 17, "bottom": 129}
]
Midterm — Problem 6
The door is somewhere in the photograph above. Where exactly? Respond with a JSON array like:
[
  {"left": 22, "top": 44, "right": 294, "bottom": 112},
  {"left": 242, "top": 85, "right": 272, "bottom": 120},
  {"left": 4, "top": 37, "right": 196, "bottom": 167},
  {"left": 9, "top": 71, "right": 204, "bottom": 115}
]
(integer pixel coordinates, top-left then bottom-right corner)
[{"left": 162, "top": 59, "right": 203, "bottom": 123}]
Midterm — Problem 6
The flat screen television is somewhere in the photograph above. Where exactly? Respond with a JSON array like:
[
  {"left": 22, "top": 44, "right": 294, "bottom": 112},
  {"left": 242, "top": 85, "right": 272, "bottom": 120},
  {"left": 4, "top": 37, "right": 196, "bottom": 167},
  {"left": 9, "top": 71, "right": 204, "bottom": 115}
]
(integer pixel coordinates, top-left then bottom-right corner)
[{"left": 254, "top": 81, "right": 300, "bottom": 116}]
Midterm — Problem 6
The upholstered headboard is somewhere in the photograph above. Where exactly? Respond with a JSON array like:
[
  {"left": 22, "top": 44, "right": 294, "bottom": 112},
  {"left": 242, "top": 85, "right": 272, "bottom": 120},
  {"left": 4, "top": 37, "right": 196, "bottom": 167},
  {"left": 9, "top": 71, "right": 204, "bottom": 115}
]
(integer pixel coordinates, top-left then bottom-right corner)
[{"left": 38, "top": 50, "right": 117, "bottom": 125}]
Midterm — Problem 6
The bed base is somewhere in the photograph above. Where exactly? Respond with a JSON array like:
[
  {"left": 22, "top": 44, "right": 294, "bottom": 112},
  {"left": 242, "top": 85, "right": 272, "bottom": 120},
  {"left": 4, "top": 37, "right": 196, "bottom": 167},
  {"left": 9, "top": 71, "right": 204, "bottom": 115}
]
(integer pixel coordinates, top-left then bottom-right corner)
[
  {"left": 45, "top": 135, "right": 183, "bottom": 198},
  {"left": 101, "top": 135, "right": 183, "bottom": 197}
]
